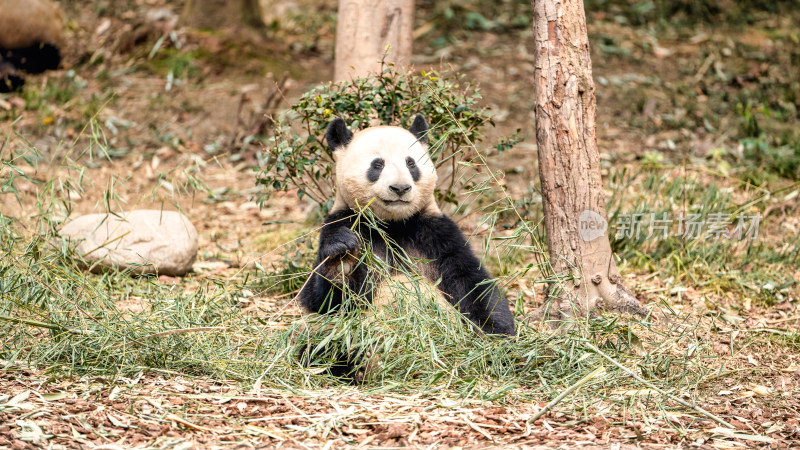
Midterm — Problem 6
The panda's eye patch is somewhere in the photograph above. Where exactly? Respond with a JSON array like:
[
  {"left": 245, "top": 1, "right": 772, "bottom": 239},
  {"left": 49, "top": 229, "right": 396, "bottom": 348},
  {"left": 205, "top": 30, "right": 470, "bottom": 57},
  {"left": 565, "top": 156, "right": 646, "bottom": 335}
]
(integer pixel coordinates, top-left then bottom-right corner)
[
  {"left": 406, "top": 157, "right": 421, "bottom": 182},
  {"left": 367, "top": 158, "right": 384, "bottom": 182}
]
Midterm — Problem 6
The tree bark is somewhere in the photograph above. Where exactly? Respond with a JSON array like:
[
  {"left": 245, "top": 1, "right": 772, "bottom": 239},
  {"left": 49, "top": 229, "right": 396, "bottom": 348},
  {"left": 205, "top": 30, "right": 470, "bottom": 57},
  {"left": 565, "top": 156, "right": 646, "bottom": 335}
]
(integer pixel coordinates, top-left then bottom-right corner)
[
  {"left": 182, "top": 0, "right": 266, "bottom": 31},
  {"left": 333, "top": 0, "right": 414, "bottom": 82},
  {"left": 531, "top": 0, "right": 645, "bottom": 319}
]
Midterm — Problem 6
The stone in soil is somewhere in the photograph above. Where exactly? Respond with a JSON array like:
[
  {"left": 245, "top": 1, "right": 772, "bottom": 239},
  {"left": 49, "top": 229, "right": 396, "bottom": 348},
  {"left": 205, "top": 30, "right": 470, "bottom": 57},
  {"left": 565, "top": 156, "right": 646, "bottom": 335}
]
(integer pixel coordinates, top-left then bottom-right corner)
[{"left": 59, "top": 210, "right": 198, "bottom": 276}]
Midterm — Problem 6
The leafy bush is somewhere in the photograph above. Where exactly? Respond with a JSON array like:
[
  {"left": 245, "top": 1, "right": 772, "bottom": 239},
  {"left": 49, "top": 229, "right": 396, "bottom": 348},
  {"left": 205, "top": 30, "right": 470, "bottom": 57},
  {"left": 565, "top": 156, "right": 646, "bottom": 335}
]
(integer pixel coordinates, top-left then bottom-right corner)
[{"left": 255, "top": 65, "right": 517, "bottom": 214}]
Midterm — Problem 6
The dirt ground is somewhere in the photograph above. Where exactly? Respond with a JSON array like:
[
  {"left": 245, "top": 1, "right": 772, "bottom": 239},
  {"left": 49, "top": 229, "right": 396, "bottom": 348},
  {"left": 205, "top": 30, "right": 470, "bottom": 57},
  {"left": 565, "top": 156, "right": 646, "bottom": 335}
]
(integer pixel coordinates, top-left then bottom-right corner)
[{"left": 2, "top": 0, "right": 800, "bottom": 448}]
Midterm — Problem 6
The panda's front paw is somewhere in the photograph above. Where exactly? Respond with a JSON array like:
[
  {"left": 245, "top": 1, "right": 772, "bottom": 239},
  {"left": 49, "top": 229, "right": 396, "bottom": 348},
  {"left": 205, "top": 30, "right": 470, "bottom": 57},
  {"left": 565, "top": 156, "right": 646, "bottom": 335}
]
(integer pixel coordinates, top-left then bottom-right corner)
[{"left": 320, "top": 227, "right": 360, "bottom": 259}]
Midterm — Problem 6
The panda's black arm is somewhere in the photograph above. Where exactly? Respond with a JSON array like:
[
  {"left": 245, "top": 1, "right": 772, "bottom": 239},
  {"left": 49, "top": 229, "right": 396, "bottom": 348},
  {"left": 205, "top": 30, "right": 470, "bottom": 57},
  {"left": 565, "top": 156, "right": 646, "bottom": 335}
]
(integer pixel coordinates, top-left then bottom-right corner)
[
  {"left": 298, "top": 209, "right": 372, "bottom": 314},
  {"left": 414, "top": 214, "right": 515, "bottom": 336}
]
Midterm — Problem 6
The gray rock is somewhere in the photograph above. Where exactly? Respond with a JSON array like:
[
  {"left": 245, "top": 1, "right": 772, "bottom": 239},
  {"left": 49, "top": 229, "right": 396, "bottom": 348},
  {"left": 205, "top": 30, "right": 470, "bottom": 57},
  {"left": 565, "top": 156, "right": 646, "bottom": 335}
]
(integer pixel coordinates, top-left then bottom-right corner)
[{"left": 60, "top": 210, "right": 198, "bottom": 276}]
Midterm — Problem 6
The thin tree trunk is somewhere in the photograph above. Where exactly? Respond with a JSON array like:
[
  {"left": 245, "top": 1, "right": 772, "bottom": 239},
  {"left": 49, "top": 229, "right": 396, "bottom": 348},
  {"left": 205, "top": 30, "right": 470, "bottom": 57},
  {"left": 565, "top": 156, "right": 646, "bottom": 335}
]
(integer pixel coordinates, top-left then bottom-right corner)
[
  {"left": 531, "top": 0, "right": 645, "bottom": 319},
  {"left": 182, "top": 0, "right": 265, "bottom": 31},
  {"left": 334, "top": 0, "right": 414, "bottom": 82}
]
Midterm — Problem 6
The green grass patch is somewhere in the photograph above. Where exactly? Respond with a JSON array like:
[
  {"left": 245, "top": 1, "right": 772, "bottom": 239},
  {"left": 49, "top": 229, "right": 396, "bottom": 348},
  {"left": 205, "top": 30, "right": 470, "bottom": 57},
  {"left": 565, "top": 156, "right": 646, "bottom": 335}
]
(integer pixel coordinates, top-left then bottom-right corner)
[
  {"left": 607, "top": 167, "right": 799, "bottom": 303},
  {"left": 0, "top": 221, "right": 714, "bottom": 413}
]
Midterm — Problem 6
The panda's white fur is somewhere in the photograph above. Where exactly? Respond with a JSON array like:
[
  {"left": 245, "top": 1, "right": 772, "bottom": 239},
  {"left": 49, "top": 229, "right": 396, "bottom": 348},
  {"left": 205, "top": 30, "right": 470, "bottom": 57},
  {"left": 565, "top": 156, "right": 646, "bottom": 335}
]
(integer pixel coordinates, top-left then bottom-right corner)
[{"left": 332, "top": 126, "right": 440, "bottom": 221}]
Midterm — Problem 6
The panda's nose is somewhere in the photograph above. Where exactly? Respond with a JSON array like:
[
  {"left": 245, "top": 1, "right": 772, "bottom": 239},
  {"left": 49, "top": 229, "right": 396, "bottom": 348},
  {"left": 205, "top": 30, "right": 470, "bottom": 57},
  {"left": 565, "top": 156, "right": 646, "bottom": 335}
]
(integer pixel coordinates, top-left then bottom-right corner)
[{"left": 389, "top": 184, "right": 411, "bottom": 196}]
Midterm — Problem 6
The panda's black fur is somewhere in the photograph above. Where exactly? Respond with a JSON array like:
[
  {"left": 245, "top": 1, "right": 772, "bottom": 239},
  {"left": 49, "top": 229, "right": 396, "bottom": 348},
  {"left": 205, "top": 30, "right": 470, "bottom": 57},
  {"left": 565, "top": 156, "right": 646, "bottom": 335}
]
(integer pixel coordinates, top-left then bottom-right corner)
[
  {"left": 1, "top": 43, "right": 61, "bottom": 75},
  {"left": 299, "top": 116, "right": 514, "bottom": 379},
  {"left": 301, "top": 207, "right": 515, "bottom": 336}
]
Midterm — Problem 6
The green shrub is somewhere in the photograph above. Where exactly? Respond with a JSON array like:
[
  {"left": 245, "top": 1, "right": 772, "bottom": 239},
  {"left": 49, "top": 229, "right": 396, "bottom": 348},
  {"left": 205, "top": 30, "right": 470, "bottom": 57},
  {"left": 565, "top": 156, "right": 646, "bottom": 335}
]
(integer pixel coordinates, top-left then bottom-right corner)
[{"left": 254, "top": 65, "right": 517, "bottom": 214}]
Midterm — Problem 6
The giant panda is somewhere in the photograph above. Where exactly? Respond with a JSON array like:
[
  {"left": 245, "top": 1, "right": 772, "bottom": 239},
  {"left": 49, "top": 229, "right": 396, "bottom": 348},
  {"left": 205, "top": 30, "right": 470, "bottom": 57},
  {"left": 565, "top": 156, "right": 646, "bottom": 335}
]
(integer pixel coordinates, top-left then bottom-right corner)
[
  {"left": 0, "top": 0, "right": 65, "bottom": 92},
  {"left": 298, "top": 115, "right": 515, "bottom": 379}
]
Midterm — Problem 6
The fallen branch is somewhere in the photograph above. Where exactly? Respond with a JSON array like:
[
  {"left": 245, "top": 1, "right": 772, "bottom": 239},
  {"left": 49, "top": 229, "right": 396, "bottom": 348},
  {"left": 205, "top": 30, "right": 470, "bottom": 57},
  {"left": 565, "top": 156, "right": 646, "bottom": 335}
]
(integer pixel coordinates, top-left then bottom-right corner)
[
  {"left": 166, "top": 413, "right": 216, "bottom": 433},
  {"left": 585, "top": 342, "right": 735, "bottom": 429},
  {"left": 529, "top": 366, "right": 605, "bottom": 423},
  {"left": 0, "top": 314, "right": 61, "bottom": 330},
  {"left": 110, "top": 327, "right": 226, "bottom": 349}
]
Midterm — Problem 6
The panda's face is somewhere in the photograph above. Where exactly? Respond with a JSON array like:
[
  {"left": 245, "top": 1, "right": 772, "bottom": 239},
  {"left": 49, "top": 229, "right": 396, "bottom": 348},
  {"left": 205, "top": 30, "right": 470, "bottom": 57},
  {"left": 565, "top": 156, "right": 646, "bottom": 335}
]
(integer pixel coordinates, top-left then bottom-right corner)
[{"left": 328, "top": 117, "right": 438, "bottom": 221}]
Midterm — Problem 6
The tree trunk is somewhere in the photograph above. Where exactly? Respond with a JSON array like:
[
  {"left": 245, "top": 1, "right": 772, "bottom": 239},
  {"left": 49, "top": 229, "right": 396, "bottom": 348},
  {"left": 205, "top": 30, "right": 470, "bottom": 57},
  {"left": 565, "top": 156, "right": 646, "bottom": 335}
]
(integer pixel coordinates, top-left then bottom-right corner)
[
  {"left": 334, "top": 0, "right": 414, "bottom": 82},
  {"left": 182, "top": 0, "right": 265, "bottom": 31},
  {"left": 531, "top": 0, "right": 645, "bottom": 319}
]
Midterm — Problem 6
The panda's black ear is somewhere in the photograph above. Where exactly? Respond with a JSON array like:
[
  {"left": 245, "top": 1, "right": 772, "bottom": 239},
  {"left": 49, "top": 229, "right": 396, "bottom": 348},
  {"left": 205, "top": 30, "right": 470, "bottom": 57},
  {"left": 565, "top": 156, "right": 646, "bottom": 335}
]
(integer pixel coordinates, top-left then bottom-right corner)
[
  {"left": 326, "top": 118, "right": 353, "bottom": 151},
  {"left": 409, "top": 115, "right": 428, "bottom": 144}
]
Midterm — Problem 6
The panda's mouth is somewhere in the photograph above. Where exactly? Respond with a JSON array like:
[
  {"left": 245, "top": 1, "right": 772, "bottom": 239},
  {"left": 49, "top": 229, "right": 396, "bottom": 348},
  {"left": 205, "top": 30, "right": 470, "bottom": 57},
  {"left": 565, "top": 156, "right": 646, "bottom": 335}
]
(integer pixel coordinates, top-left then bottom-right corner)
[{"left": 380, "top": 198, "right": 410, "bottom": 205}]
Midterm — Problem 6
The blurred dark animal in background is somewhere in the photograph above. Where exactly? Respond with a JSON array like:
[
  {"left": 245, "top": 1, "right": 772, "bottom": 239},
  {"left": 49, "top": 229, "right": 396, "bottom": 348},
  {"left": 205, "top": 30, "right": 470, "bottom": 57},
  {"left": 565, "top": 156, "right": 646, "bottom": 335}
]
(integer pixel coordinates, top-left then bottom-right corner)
[{"left": 0, "top": 0, "right": 65, "bottom": 92}]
